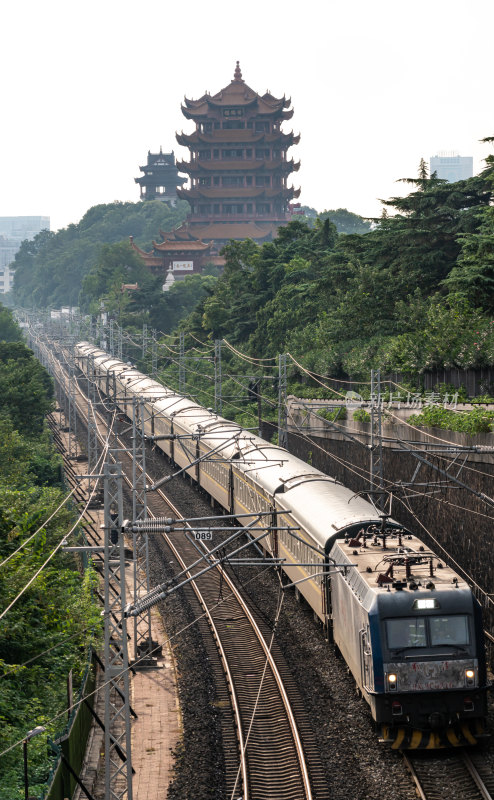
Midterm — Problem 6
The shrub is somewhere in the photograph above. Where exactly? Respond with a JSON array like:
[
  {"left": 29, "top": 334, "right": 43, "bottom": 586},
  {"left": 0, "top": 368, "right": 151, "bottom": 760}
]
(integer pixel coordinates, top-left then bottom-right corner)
[
  {"left": 353, "top": 408, "right": 371, "bottom": 423},
  {"left": 409, "top": 405, "right": 494, "bottom": 434},
  {"left": 316, "top": 407, "right": 347, "bottom": 422}
]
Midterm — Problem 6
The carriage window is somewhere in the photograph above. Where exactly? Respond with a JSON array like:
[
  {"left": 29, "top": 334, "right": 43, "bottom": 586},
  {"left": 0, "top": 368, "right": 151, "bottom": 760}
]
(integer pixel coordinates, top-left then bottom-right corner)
[
  {"left": 429, "top": 615, "right": 469, "bottom": 646},
  {"left": 386, "top": 618, "right": 427, "bottom": 649}
]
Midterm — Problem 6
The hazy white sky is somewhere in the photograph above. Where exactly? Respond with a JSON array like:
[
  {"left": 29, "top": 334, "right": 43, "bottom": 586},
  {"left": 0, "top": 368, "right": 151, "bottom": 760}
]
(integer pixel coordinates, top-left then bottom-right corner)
[{"left": 1, "top": 0, "right": 492, "bottom": 232}]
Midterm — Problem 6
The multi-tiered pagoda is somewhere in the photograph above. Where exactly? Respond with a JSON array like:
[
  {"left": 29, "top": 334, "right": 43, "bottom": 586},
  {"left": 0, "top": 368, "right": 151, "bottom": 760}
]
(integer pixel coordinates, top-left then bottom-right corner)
[
  {"left": 175, "top": 61, "right": 300, "bottom": 244},
  {"left": 131, "top": 64, "right": 300, "bottom": 285},
  {"left": 135, "top": 148, "right": 186, "bottom": 204}
]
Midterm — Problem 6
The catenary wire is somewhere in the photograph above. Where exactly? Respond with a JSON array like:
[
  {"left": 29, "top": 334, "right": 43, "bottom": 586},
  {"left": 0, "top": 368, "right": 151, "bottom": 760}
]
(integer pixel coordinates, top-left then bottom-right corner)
[
  {"left": 0, "top": 563, "right": 275, "bottom": 761},
  {"left": 0, "top": 413, "right": 115, "bottom": 621}
]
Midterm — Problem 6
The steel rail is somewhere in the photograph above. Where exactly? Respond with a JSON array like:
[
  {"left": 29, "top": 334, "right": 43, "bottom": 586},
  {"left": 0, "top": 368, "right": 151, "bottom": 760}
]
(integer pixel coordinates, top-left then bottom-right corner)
[
  {"left": 402, "top": 754, "right": 427, "bottom": 800},
  {"left": 462, "top": 752, "right": 494, "bottom": 800},
  {"left": 404, "top": 752, "right": 494, "bottom": 800},
  {"left": 47, "top": 346, "right": 249, "bottom": 799},
  {"left": 142, "top": 496, "right": 249, "bottom": 800},
  {"left": 50, "top": 341, "right": 314, "bottom": 799}
]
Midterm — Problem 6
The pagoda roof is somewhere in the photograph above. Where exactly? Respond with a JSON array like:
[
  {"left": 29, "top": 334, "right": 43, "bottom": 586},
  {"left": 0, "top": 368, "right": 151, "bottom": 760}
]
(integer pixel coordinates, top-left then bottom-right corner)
[
  {"left": 129, "top": 237, "right": 164, "bottom": 266},
  {"left": 182, "top": 62, "right": 292, "bottom": 119},
  {"left": 135, "top": 174, "right": 187, "bottom": 186},
  {"left": 186, "top": 221, "right": 283, "bottom": 240},
  {"left": 152, "top": 238, "right": 213, "bottom": 252},
  {"left": 208, "top": 254, "right": 227, "bottom": 266},
  {"left": 159, "top": 227, "right": 199, "bottom": 242},
  {"left": 179, "top": 186, "right": 300, "bottom": 200},
  {"left": 129, "top": 237, "right": 154, "bottom": 257},
  {"left": 178, "top": 158, "right": 300, "bottom": 173},
  {"left": 137, "top": 163, "right": 184, "bottom": 173},
  {"left": 262, "top": 91, "right": 290, "bottom": 105},
  {"left": 176, "top": 130, "right": 299, "bottom": 146},
  {"left": 140, "top": 256, "right": 163, "bottom": 267},
  {"left": 147, "top": 148, "right": 176, "bottom": 164}
]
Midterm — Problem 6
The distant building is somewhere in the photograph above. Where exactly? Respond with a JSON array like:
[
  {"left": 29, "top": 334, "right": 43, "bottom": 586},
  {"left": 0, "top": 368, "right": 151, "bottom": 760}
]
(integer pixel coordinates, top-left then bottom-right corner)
[
  {"left": 0, "top": 216, "right": 50, "bottom": 240},
  {"left": 430, "top": 153, "right": 473, "bottom": 183},
  {"left": 0, "top": 256, "right": 17, "bottom": 294},
  {"left": 0, "top": 216, "right": 50, "bottom": 294},
  {"left": 135, "top": 149, "right": 186, "bottom": 204}
]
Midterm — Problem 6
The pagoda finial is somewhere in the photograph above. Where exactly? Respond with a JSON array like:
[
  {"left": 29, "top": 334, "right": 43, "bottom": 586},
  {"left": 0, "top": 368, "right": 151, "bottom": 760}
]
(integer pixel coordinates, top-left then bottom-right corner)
[{"left": 233, "top": 60, "right": 243, "bottom": 82}]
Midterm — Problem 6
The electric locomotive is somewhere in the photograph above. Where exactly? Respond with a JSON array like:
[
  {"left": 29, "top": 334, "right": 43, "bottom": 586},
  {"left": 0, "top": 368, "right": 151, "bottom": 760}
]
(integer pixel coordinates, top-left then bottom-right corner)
[
  {"left": 73, "top": 342, "right": 489, "bottom": 749},
  {"left": 327, "top": 529, "right": 487, "bottom": 748}
]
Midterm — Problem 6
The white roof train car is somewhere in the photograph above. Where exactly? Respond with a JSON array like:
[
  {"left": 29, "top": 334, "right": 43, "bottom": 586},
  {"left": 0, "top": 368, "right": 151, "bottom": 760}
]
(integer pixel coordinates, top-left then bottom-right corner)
[{"left": 74, "top": 342, "right": 489, "bottom": 749}]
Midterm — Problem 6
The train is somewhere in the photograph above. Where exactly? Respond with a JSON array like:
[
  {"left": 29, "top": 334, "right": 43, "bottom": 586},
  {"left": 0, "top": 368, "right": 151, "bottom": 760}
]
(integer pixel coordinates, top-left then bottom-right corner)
[{"left": 73, "top": 341, "right": 489, "bottom": 749}]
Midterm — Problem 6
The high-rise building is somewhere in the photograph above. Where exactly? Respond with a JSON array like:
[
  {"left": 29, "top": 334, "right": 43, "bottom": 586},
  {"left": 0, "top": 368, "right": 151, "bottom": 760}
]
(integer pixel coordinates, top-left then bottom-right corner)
[
  {"left": 430, "top": 153, "right": 473, "bottom": 183},
  {"left": 0, "top": 250, "right": 18, "bottom": 294},
  {"left": 0, "top": 216, "right": 50, "bottom": 295}
]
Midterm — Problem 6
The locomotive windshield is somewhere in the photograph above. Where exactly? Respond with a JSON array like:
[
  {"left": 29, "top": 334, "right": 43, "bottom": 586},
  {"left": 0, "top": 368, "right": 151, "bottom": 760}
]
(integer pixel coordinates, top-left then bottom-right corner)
[
  {"left": 387, "top": 618, "right": 426, "bottom": 648},
  {"left": 429, "top": 615, "right": 470, "bottom": 646},
  {"left": 385, "top": 615, "right": 470, "bottom": 650}
]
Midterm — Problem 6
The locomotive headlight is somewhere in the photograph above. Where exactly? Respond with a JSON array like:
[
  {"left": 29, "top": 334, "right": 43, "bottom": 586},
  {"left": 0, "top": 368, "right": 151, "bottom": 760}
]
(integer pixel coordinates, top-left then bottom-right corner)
[
  {"left": 387, "top": 673, "right": 398, "bottom": 691},
  {"left": 465, "top": 669, "right": 475, "bottom": 686}
]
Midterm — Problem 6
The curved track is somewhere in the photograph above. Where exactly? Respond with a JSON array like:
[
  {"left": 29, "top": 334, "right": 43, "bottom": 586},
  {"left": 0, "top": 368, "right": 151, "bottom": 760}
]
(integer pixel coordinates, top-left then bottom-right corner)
[
  {"left": 46, "top": 341, "right": 328, "bottom": 800},
  {"left": 404, "top": 752, "right": 494, "bottom": 800}
]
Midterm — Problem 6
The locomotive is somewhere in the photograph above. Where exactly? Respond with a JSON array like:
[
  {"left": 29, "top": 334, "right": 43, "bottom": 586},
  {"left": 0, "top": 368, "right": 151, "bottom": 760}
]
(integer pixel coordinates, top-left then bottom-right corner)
[{"left": 74, "top": 342, "right": 489, "bottom": 749}]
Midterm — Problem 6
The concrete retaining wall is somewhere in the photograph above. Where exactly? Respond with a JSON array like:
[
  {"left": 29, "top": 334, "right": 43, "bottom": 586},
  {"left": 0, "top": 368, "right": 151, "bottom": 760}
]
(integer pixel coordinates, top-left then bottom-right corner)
[{"left": 282, "top": 403, "right": 494, "bottom": 633}]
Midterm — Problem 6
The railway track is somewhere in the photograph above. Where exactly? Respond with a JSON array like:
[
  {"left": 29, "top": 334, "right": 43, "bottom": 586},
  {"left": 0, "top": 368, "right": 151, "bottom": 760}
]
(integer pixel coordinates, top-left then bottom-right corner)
[
  {"left": 48, "top": 344, "right": 329, "bottom": 799},
  {"left": 404, "top": 751, "right": 494, "bottom": 800},
  {"left": 150, "top": 495, "right": 317, "bottom": 800}
]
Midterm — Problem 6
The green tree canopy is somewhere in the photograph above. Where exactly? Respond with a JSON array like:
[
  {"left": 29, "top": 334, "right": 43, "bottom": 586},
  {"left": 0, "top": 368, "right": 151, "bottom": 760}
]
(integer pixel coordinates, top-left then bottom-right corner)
[
  {"left": 149, "top": 273, "right": 218, "bottom": 334},
  {"left": 170, "top": 143, "right": 494, "bottom": 386},
  {"left": 319, "top": 208, "right": 372, "bottom": 235},
  {"left": 0, "top": 342, "right": 54, "bottom": 434},
  {"left": 0, "top": 305, "right": 100, "bottom": 798},
  {"left": 441, "top": 144, "right": 494, "bottom": 310},
  {"left": 13, "top": 200, "right": 189, "bottom": 308},
  {"left": 0, "top": 303, "right": 22, "bottom": 342},
  {"left": 79, "top": 240, "right": 152, "bottom": 314}
]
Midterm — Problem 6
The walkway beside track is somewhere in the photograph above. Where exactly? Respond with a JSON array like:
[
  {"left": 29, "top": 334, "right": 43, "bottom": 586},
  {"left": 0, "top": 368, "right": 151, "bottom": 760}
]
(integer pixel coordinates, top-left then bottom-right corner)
[
  {"left": 126, "top": 593, "right": 182, "bottom": 799},
  {"left": 56, "top": 418, "right": 181, "bottom": 800}
]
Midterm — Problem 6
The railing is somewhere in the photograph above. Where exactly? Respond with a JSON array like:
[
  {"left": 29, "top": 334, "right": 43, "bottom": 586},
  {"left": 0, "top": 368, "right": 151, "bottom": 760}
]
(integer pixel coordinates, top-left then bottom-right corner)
[{"left": 43, "top": 652, "right": 97, "bottom": 800}]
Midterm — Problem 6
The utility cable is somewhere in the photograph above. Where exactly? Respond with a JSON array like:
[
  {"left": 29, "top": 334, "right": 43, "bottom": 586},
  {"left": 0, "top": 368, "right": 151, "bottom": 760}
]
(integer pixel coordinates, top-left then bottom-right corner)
[
  {"left": 187, "top": 331, "right": 216, "bottom": 349},
  {"left": 0, "top": 485, "right": 79, "bottom": 569},
  {"left": 0, "top": 348, "right": 116, "bottom": 570},
  {"left": 78, "top": 338, "right": 494, "bottom": 534},
  {"left": 230, "top": 581, "right": 285, "bottom": 800},
  {"left": 0, "top": 415, "right": 114, "bottom": 621},
  {"left": 0, "top": 627, "right": 99, "bottom": 679},
  {"left": 222, "top": 338, "right": 278, "bottom": 365},
  {"left": 394, "top": 491, "right": 494, "bottom": 608},
  {"left": 285, "top": 413, "right": 494, "bottom": 522},
  {"left": 0, "top": 562, "right": 275, "bottom": 761},
  {"left": 286, "top": 352, "right": 349, "bottom": 400}
]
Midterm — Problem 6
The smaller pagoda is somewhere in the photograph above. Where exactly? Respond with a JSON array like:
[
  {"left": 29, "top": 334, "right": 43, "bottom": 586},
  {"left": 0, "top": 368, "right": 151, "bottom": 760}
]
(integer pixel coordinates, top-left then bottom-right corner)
[{"left": 135, "top": 148, "right": 186, "bottom": 204}]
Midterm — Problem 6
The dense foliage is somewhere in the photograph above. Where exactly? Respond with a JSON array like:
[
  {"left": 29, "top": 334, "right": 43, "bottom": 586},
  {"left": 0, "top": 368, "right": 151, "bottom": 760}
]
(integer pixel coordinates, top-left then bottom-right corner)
[
  {"left": 408, "top": 404, "right": 494, "bottom": 434},
  {"left": 173, "top": 143, "right": 494, "bottom": 385},
  {"left": 0, "top": 306, "right": 100, "bottom": 798},
  {"left": 299, "top": 206, "right": 372, "bottom": 234},
  {"left": 79, "top": 241, "right": 220, "bottom": 334},
  {"left": 13, "top": 200, "right": 189, "bottom": 308}
]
